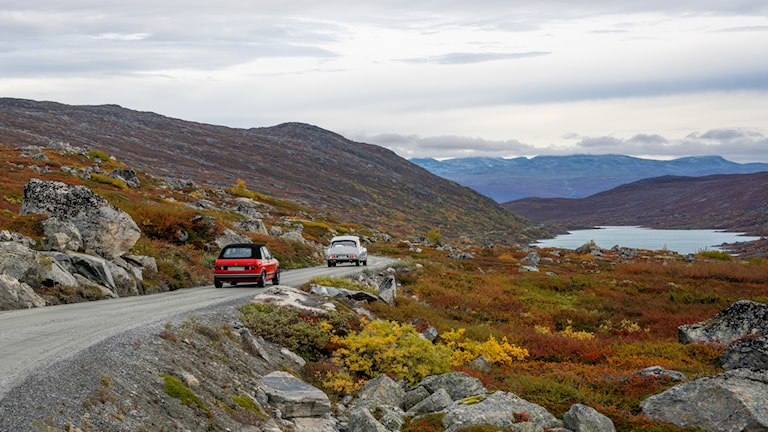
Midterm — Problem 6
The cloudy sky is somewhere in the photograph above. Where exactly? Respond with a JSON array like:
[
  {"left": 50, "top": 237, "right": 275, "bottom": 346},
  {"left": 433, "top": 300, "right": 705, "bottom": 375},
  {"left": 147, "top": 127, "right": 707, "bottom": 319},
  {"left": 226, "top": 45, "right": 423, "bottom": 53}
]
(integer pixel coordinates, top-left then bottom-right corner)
[{"left": 2, "top": 1, "right": 767, "bottom": 162}]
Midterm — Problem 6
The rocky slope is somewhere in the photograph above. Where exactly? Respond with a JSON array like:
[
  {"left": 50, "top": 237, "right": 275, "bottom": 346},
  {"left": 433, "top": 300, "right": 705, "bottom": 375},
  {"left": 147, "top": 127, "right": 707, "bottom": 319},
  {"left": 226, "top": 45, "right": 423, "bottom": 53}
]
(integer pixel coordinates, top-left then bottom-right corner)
[
  {"left": 412, "top": 155, "right": 768, "bottom": 202},
  {"left": 0, "top": 98, "right": 545, "bottom": 244},
  {"left": 503, "top": 172, "right": 768, "bottom": 236}
]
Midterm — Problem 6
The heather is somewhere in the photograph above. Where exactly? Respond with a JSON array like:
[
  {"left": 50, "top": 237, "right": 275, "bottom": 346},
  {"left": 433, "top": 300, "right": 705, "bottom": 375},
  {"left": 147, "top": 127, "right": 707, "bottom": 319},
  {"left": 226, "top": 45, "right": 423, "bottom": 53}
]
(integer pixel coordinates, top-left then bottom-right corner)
[{"left": 357, "top": 244, "right": 768, "bottom": 431}]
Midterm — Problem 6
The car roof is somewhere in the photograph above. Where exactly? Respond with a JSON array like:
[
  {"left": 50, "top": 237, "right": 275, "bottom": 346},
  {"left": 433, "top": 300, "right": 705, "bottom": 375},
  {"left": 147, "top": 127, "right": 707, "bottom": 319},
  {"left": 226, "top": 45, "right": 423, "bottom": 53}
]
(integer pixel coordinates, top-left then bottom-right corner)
[
  {"left": 330, "top": 235, "right": 359, "bottom": 242},
  {"left": 223, "top": 243, "right": 266, "bottom": 249}
]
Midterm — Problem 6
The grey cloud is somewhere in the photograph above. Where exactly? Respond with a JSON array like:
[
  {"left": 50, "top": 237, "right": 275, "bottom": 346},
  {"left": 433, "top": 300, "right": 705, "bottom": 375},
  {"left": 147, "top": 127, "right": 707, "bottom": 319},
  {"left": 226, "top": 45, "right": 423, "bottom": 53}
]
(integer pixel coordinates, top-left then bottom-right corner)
[
  {"left": 406, "top": 51, "right": 550, "bottom": 65},
  {"left": 350, "top": 132, "right": 536, "bottom": 159}
]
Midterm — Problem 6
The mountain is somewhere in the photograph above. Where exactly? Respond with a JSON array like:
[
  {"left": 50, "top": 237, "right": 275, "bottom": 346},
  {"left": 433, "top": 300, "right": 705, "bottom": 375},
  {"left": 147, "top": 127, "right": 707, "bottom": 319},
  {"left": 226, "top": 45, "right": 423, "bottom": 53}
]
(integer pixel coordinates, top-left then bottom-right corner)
[
  {"left": 0, "top": 98, "right": 545, "bottom": 244},
  {"left": 503, "top": 172, "right": 768, "bottom": 236},
  {"left": 411, "top": 155, "right": 768, "bottom": 202}
]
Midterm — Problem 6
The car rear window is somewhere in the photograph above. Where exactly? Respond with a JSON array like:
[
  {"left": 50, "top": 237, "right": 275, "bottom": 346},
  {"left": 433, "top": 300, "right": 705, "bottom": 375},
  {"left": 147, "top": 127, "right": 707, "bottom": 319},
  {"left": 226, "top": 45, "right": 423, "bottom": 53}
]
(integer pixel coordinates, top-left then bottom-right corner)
[{"left": 221, "top": 246, "right": 261, "bottom": 259}]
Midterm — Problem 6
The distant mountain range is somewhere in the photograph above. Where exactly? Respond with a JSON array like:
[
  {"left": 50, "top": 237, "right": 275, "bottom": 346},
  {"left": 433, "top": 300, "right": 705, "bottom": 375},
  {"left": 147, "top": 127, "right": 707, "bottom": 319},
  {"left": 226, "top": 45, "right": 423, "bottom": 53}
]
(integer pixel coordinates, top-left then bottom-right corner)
[
  {"left": 503, "top": 172, "right": 768, "bottom": 236},
  {"left": 411, "top": 155, "right": 768, "bottom": 202}
]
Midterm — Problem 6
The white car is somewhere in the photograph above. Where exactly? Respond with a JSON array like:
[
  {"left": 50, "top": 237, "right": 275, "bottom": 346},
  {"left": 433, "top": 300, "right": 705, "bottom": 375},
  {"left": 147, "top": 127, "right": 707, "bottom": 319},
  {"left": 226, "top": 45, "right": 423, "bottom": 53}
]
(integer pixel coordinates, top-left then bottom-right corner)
[{"left": 326, "top": 235, "right": 368, "bottom": 267}]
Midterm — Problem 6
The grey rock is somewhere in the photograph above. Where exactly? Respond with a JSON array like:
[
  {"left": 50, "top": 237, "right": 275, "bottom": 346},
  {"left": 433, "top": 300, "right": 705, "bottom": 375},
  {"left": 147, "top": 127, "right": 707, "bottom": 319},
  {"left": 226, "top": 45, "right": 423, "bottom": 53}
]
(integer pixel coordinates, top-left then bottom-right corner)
[
  {"left": 352, "top": 374, "right": 406, "bottom": 411},
  {"left": 124, "top": 255, "right": 158, "bottom": 274},
  {"left": 0, "top": 273, "right": 46, "bottom": 310},
  {"left": 0, "top": 230, "right": 36, "bottom": 248},
  {"left": 720, "top": 335, "right": 768, "bottom": 371},
  {"left": 21, "top": 179, "right": 140, "bottom": 259},
  {"left": 442, "top": 391, "right": 559, "bottom": 432},
  {"left": 417, "top": 372, "right": 485, "bottom": 401},
  {"left": 640, "top": 369, "right": 768, "bottom": 432},
  {"left": 679, "top": 300, "right": 768, "bottom": 345},
  {"left": 111, "top": 168, "right": 140, "bottom": 188},
  {"left": 259, "top": 371, "right": 331, "bottom": 419},
  {"left": 408, "top": 388, "right": 453, "bottom": 414},
  {"left": 520, "top": 265, "right": 539, "bottom": 273},
  {"left": 563, "top": 403, "right": 616, "bottom": 432},
  {"left": 378, "top": 275, "right": 397, "bottom": 305},
  {"left": 403, "top": 386, "right": 431, "bottom": 411},
  {"left": 40, "top": 217, "right": 82, "bottom": 251},
  {"left": 0, "top": 242, "right": 78, "bottom": 289},
  {"left": 233, "top": 219, "right": 268, "bottom": 235},
  {"left": 214, "top": 227, "right": 251, "bottom": 249},
  {"left": 522, "top": 251, "right": 540, "bottom": 266},
  {"left": 291, "top": 417, "right": 338, "bottom": 432},
  {"left": 348, "top": 407, "right": 388, "bottom": 432},
  {"left": 634, "top": 366, "right": 687, "bottom": 382},
  {"left": 310, "top": 284, "right": 380, "bottom": 304},
  {"left": 376, "top": 405, "right": 406, "bottom": 431},
  {"left": 447, "top": 252, "right": 474, "bottom": 260}
]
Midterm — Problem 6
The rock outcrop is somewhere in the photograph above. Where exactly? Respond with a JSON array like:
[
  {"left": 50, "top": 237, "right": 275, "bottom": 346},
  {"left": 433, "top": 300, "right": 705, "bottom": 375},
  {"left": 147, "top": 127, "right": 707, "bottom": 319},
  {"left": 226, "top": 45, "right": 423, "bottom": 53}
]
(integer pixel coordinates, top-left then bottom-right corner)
[
  {"left": 21, "top": 179, "right": 140, "bottom": 259},
  {"left": 678, "top": 300, "right": 768, "bottom": 345},
  {"left": 0, "top": 273, "right": 46, "bottom": 310},
  {"left": 641, "top": 369, "right": 768, "bottom": 431},
  {"left": 719, "top": 335, "right": 768, "bottom": 371}
]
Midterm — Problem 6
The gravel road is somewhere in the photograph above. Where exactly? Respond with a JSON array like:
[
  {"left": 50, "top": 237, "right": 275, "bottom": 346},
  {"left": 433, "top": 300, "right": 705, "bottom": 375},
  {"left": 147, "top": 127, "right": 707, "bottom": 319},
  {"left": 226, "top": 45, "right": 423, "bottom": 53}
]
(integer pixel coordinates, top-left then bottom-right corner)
[{"left": 0, "top": 256, "right": 394, "bottom": 429}]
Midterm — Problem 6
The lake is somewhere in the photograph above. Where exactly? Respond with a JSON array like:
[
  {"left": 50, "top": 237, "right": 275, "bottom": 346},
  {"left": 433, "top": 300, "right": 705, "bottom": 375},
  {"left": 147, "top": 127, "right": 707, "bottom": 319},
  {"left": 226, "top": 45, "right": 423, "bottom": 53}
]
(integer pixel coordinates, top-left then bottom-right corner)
[{"left": 532, "top": 226, "right": 761, "bottom": 255}]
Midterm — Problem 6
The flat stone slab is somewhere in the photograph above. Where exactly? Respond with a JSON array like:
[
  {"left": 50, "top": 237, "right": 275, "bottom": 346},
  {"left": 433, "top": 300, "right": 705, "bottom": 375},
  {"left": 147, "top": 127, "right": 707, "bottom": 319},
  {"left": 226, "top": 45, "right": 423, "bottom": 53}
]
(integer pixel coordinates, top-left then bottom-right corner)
[{"left": 260, "top": 371, "right": 330, "bottom": 419}]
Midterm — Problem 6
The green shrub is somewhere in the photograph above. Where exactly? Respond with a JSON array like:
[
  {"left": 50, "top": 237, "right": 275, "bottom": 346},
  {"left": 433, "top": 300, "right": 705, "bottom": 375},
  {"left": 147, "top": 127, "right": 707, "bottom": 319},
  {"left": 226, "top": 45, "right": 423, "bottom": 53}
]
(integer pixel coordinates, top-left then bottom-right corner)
[
  {"left": 696, "top": 250, "right": 734, "bottom": 261},
  {"left": 90, "top": 172, "right": 128, "bottom": 189},
  {"left": 160, "top": 374, "right": 207, "bottom": 411},
  {"left": 86, "top": 149, "right": 111, "bottom": 161},
  {"left": 239, "top": 303, "right": 359, "bottom": 361}
]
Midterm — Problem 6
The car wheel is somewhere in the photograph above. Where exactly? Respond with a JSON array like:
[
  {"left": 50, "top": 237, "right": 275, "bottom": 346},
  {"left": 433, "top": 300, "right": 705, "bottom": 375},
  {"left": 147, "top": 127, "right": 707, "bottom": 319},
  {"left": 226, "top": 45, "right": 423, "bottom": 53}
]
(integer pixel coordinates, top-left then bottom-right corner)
[
  {"left": 363, "top": 260, "right": 368, "bottom": 266},
  {"left": 272, "top": 267, "right": 280, "bottom": 285},
  {"left": 355, "top": 260, "right": 360, "bottom": 266},
  {"left": 327, "top": 261, "right": 333, "bottom": 267},
  {"left": 214, "top": 280, "right": 222, "bottom": 288},
  {"left": 257, "top": 270, "right": 266, "bottom": 287}
]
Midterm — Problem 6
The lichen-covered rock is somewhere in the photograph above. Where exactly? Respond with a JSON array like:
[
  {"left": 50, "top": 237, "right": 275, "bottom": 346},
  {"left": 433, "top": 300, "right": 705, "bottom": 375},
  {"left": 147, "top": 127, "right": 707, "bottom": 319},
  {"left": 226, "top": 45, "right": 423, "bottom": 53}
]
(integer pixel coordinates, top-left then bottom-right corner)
[
  {"left": 417, "top": 372, "right": 485, "bottom": 401},
  {"left": 634, "top": 366, "right": 687, "bottom": 381},
  {"left": 110, "top": 168, "right": 140, "bottom": 188},
  {"left": 640, "top": 369, "right": 768, "bottom": 431},
  {"left": 0, "top": 273, "right": 45, "bottom": 310},
  {"left": 351, "top": 374, "right": 406, "bottom": 411},
  {"left": 720, "top": 335, "right": 768, "bottom": 371},
  {"left": 0, "top": 241, "right": 78, "bottom": 289},
  {"left": 442, "top": 391, "right": 560, "bottom": 432},
  {"left": 407, "top": 388, "right": 453, "bottom": 414},
  {"left": 563, "top": 403, "right": 616, "bottom": 432},
  {"left": 679, "top": 300, "right": 768, "bottom": 345},
  {"left": 348, "top": 407, "right": 388, "bottom": 432},
  {"left": 21, "top": 179, "right": 140, "bottom": 259}
]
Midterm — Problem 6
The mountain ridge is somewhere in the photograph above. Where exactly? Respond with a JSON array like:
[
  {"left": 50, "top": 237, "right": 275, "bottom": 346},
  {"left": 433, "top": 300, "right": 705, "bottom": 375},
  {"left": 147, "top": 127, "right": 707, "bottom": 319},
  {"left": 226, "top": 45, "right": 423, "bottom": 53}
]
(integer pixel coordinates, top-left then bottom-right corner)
[
  {"left": 503, "top": 171, "right": 768, "bottom": 236},
  {"left": 411, "top": 155, "right": 768, "bottom": 202},
  {"left": 0, "top": 98, "right": 545, "bottom": 244}
]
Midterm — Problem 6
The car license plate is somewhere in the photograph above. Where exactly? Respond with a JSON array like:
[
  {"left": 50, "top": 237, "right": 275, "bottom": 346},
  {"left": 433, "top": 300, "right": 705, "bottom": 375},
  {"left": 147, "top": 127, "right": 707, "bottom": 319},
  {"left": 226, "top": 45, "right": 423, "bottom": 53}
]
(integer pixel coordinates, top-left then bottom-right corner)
[
  {"left": 227, "top": 266, "right": 245, "bottom": 271},
  {"left": 337, "top": 255, "right": 347, "bottom": 258}
]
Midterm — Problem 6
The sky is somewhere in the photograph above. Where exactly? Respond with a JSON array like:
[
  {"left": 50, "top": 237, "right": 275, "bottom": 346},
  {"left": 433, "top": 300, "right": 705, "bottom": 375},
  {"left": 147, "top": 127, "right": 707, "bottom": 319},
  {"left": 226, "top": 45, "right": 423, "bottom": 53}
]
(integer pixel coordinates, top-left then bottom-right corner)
[{"left": 2, "top": 1, "right": 768, "bottom": 163}]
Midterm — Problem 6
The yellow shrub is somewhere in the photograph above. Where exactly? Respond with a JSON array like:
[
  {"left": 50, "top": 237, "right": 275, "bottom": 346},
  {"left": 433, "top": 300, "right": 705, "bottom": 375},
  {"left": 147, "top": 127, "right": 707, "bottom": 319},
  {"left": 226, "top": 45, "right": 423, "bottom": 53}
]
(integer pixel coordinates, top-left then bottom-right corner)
[
  {"left": 442, "top": 328, "right": 529, "bottom": 366},
  {"left": 90, "top": 173, "right": 128, "bottom": 189},
  {"left": 331, "top": 320, "right": 450, "bottom": 385}
]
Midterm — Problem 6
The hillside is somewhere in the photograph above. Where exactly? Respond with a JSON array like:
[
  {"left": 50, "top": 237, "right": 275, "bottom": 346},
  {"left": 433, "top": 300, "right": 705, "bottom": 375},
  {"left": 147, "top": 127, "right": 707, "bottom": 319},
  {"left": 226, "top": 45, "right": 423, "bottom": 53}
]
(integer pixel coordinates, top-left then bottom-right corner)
[
  {"left": 412, "top": 155, "right": 768, "bottom": 202},
  {"left": 0, "top": 98, "right": 545, "bottom": 244},
  {"left": 503, "top": 172, "right": 768, "bottom": 236}
]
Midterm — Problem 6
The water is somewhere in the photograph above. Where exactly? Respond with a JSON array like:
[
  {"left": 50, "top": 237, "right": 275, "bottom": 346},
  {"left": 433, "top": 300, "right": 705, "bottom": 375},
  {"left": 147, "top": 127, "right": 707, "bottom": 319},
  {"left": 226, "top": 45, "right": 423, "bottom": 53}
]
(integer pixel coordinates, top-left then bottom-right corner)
[{"left": 533, "top": 226, "right": 761, "bottom": 255}]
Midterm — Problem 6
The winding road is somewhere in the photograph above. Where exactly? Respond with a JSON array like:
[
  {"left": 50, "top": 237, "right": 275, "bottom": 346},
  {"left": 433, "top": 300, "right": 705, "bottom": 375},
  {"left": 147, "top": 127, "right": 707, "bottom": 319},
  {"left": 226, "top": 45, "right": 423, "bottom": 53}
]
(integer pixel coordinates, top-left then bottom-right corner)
[{"left": 0, "top": 256, "right": 394, "bottom": 400}]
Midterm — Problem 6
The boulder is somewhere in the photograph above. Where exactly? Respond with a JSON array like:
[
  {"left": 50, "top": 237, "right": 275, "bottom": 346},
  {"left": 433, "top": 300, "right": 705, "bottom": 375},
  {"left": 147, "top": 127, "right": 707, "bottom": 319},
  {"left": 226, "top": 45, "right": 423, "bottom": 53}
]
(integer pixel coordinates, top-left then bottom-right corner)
[
  {"left": 0, "top": 241, "right": 78, "bottom": 289},
  {"left": 214, "top": 228, "right": 251, "bottom": 249},
  {"left": 522, "top": 251, "right": 540, "bottom": 266},
  {"left": 0, "top": 230, "right": 36, "bottom": 248},
  {"left": 110, "top": 168, "right": 140, "bottom": 188},
  {"left": 720, "top": 335, "right": 768, "bottom": 371},
  {"left": 377, "top": 275, "right": 397, "bottom": 305},
  {"left": 0, "top": 273, "right": 46, "bottom": 310},
  {"left": 233, "top": 219, "right": 268, "bottom": 235},
  {"left": 259, "top": 371, "right": 331, "bottom": 419},
  {"left": 640, "top": 369, "right": 768, "bottom": 431},
  {"left": 442, "top": 391, "right": 560, "bottom": 432},
  {"left": 253, "top": 286, "right": 337, "bottom": 315},
  {"left": 563, "top": 403, "right": 616, "bottom": 432},
  {"left": 678, "top": 300, "right": 768, "bottom": 345},
  {"left": 21, "top": 179, "right": 140, "bottom": 259},
  {"left": 417, "top": 372, "right": 485, "bottom": 401},
  {"left": 351, "top": 374, "right": 406, "bottom": 411},
  {"left": 46, "top": 251, "right": 140, "bottom": 297}
]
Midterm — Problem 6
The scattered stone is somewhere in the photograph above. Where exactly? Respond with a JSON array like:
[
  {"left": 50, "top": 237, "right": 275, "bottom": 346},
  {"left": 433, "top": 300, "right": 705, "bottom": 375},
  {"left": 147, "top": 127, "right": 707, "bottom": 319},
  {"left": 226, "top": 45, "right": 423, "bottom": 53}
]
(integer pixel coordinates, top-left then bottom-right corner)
[
  {"left": 634, "top": 366, "right": 687, "bottom": 382},
  {"left": 377, "top": 275, "right": 397, "bottom": 305},
  {"left": 417, "top": 372, "right": 485, "bottom": 401},
  {"left": 111, "top": 168, "right": 141, "bottom": 188},
  {"left": 563, "top": 403, "right": 616, "bottom": 432}
]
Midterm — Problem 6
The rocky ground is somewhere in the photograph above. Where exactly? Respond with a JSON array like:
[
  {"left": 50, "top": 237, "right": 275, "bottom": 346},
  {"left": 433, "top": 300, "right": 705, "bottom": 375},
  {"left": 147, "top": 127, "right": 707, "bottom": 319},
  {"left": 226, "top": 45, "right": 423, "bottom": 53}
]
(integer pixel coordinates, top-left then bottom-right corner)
[{"left": 0, "top": 296, "right": 294, "bottom": 432}]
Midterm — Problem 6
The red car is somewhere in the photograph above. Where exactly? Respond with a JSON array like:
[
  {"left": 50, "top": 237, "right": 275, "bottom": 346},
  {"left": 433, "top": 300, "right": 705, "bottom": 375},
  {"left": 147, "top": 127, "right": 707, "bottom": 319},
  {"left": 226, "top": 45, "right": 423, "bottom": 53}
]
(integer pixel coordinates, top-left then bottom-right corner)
[{"left": 213, "top": 243, "right": 280, "bottom": 288}]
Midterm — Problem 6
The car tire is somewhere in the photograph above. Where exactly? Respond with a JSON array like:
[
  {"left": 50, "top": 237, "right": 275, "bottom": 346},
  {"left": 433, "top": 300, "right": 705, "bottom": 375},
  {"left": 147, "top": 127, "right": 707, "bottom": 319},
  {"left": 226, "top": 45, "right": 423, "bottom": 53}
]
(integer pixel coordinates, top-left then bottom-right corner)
[
  {"left": 327, "top": 261, "right": 333, "bottom": 267},
  {"left": 214, "top": 280, "right": 222, "bottom": 288},
  {"left": 363, "top": 260, "right": 367, "bottom": 266},
  {"left": 257, "top": 270, "right": 266, "bottom": 287},
  {"left": 355, "top": 260, "right": 360, "bottom": 266},
  {"left": 272, "top": 267, "right": 280, "bottom": 285}
]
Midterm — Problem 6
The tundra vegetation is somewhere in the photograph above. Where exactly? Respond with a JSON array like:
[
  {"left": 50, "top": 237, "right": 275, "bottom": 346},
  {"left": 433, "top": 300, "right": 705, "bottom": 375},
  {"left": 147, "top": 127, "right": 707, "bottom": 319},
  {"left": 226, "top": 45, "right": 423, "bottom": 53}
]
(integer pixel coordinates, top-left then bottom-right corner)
[{"left": 3, "top": 144, "right": 768, "bottom": 430}]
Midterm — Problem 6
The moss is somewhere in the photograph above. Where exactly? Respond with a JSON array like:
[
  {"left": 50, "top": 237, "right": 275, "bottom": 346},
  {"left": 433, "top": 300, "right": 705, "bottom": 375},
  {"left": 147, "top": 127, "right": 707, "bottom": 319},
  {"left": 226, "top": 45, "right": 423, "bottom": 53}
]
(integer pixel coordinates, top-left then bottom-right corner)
[
  {"left": 231, "top": 395, "right": 266, "bottom": 417},
  {"left": 160, "top": 374, "right": 207, "bottom": 411},
  {"left": 457, "top": 395, "right": 486, "bottom": 405}
]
